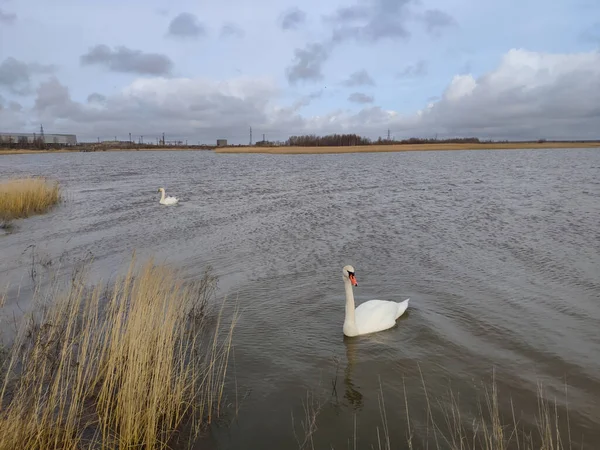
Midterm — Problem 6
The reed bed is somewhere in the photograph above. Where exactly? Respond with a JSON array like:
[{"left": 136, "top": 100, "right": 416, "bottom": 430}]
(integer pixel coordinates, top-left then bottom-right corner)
[
  {"left": 0, "top": 255, "right": 237, "bottom": 450},
  {"left": 0, "top": 176, "right": 61, "bottom": 222},
  {"left": 214, "top": 141, "right": 600, "bottom": 155}
]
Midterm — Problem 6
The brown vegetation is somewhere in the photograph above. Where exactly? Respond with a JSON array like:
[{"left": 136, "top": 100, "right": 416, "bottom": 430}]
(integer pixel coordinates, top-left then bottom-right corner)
[
  {"left": 0, "top": 255, "right": 237, "bottom": 450},
  {"left": 216, "top": 141, "right": 600, "bottom": 154},
  {"left": 0, "top": 177, "right": 61, "bottom": 222}
]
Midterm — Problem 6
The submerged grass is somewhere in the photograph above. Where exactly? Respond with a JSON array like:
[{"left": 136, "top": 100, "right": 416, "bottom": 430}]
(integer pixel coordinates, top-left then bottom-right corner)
[
  {"left": 303, "top": 368, "right": 578, "bottom": 450},
  {"left": 0, "top": 176, "right": 61, "bottom": 222},
  {"left": 0, "top": 254, "right": 238, "bottom": 450}
]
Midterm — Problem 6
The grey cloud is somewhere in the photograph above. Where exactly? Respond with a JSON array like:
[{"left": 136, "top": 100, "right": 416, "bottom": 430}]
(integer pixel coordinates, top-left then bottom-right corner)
[
  {"left": 167, "top": 12, "right": 206, "bottom": 38},
  {"left": 281, "top": 7, "right": 306, "bottom": 30},
  {"left": 291, "top": 90, "right": 323, "bottom": 111},
  {"left": 80, "top": 45, "right": 173, "bottom": 76},
  {"left": 13, "top": 76, "right": 277, "bottom": 143},
  {"left": 348, "top": 92, "right": 374, "bottom": 104},
  {"left": 9, "top": 101, "right": 22, "bottom": 112},
  {"left": 326, "top": 0, "right": 413, "bottom": 43},
  {"left": 35, "top": 77, "right": 75, "bottom": 112},
  {"left": 413, "top": 52, "right": 600, "bottom": 140},
  {"left": 421, "top": 9, "right": 457, "bottom": 36},
  {"left": 4, "top": 50, "right": 599, "bottom": 143},
  {"left": 285, "top": 0, "right": 415, "bottom": 86},
  {"left": 581, "top": 23, "right": 600, "bottom": 44},
  {"left": 342, "top": 69, "right": 375, "bottom": 87},
  {"left": 0, "top": 8, "right": 16, "bottom": 24},
  {"left": 0, "top": 57, "right": 56, "bottom": 95},
  {"left": 87, "top": 93, "right": 106, "bottom": 104},
  {"left": 220, "top": 23, "right": 244, "bottom": 38},
  {"left": 284, "top": 0, "right": 413, "bottom": 85},
  {"left": 396, "top": 60, "right": 427, "bottom": 78},
  {"left": 458, "top": 61, "right": 472, "bottom": 75},
  {"left": 286, "top": 43, "right": 331, "bottom": 84}
]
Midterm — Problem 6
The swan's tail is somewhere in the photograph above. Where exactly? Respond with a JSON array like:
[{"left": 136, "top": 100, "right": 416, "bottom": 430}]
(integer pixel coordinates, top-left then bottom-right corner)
[{"left": 395, "top": 298, "right": 410, "bottom": 319}]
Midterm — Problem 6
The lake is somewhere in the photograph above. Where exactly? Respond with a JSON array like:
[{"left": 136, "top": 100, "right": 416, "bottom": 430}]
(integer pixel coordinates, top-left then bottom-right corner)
[{"left": 1, "top": 148, "right": 599, "bottom": 449}]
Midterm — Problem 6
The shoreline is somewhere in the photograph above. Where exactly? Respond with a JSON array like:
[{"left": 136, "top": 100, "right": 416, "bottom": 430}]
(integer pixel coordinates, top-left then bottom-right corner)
[
  {"left": 0, "top": 147, "right": 213, "bottom": 155},
  {"left": 2, "top": 140, "right": 599, "bottom": 156},
  {"left": 215, "top": 141, "right": 600, "bottom": 154}
]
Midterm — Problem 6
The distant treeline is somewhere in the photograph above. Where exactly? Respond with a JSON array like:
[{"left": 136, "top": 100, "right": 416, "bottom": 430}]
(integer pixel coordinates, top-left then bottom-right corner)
[
  {"left": 279, "top": 134, "right": 486, "bottom": 147},
  {"left": 275, "top": 135, "right": 589, "bottom": 147}
]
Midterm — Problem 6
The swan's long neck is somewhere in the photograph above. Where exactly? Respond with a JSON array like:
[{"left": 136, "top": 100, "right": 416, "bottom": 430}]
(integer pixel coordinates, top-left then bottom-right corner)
[
  {"left": 160, "top": 190, "right": 166, "bottom": 201},
  {"left": 344, "top": 278, "right": 356, "bottom": 327}
]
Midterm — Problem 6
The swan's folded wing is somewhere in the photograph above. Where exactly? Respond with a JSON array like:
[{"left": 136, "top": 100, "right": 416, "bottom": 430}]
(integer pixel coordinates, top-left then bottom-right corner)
[{"left": 353, "top": 300, "right": 400, "bottom": 334}]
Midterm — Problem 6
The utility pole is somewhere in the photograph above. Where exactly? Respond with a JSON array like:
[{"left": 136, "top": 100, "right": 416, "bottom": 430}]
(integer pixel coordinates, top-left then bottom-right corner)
[
  {"left": 262, "top": 133, "right": 265, "bottom": 142},
  {"left": 97, "top": 137, "right": 100, "bottom": 143},
  {"left": 162, "top": 132, "right": 165, "bottom": 146},
  {"left": 387, "top": 129, "right": 390, "bottom": 140},
  {"left": 249, "top": 126, "right": 252, "bottom": 145},
  {"left": 129, "top": 132, "right": 132, "bottom": 143}
]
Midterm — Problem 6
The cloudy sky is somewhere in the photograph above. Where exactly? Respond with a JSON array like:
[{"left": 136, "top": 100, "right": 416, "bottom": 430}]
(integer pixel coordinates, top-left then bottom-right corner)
[{"left": 1, "top": 0, "right": 599, "bottom": 144}]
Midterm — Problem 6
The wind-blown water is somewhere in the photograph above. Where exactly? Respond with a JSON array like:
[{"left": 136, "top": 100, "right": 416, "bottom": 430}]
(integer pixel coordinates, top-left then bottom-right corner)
[{"left": 1, "top": 148, "right": 599, "bottom": 449}]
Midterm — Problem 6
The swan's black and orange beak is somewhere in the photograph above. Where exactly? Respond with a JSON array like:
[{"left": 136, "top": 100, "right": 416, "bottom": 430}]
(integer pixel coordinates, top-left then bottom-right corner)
[{"left": 349, "top": 273, "right": 358, "bottom": 287}]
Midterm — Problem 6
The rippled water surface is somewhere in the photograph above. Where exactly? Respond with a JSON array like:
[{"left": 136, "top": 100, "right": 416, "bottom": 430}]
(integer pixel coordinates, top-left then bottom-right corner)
[{"left": 1, "top": 148, "right": 599, "bottom": 449}]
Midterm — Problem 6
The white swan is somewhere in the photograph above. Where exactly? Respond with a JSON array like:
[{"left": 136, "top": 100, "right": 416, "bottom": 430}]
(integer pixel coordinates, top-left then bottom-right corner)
[
  {"left": 342, "top": 265, "right": 409, "bottom": 337},
  {"left": 157, "top": 187, "right": 179, "bottom": 205}
]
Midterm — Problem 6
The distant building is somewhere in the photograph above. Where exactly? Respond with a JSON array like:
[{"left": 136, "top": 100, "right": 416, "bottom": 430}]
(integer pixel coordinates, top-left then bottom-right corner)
[
  {"left": 216, "top": 139, "right": 227, "bottom": 147},
  {"left": 0, "top": 132, "right": 78, "bottom": 145}
]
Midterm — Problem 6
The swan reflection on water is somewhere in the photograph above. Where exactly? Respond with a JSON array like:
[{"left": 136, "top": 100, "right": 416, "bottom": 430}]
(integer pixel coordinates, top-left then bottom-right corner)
[
  {"left": 342, "top": 338, "right": 364, "bottom": 410},
  {"left": 339, "top": 307, "right": 412, "bottom": 412}
]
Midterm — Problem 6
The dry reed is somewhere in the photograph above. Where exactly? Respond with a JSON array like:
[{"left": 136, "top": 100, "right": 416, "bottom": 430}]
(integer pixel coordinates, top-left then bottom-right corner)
[
  {"left": 215, "top": 142, "right": 600, "bottom": 155},
  {"left": 0, "top": 176, "right": 61, "bottom": 222},
  {"left": 0, "top": 254, "right": 237, "bottom": 450}
]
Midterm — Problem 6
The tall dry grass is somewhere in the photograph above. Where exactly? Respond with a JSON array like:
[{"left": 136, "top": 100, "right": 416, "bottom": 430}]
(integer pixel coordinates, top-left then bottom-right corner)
[
  {"left": 0, "top": 176, "right": 61, "bottom": 222},
  {"left": 295, "top": 368, "right": 578, "bottom": 450},
  {"left": 0, "top": 255, "right": 237, "bottom": 450},
  {"left": 390, "top": 370, "right": 572, "bottom": 450},
  {"left": 214, "top": 141, "right": 600, "bottom": 155}
]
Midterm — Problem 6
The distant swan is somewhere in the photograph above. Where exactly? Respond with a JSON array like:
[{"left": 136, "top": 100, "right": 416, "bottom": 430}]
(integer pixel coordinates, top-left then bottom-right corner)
[
  {"left": 342, "top": 265, "right": 409, "bottom": 337},
  {"left": 157, "top": 187, "right": 179, "bottom": 205}
]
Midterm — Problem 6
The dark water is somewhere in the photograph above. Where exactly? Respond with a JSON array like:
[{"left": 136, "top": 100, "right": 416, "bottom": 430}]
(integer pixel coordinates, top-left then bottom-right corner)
[{"left": 1, "top": 148, "right": 599, "bottom": 449}]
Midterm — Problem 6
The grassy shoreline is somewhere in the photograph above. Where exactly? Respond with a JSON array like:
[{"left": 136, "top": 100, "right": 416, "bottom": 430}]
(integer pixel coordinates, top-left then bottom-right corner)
[
  {"left": 0, "top": 147, "right": 209, "bottom": 155},
  {"left": 2, "top": 140, "right": 600, "bottom": 156},
  {"left": 0, "top": 255, "right": 237, "bottom": 450},
  {"left": 215, "top": 141, "right": 600, "bottom": 154}
]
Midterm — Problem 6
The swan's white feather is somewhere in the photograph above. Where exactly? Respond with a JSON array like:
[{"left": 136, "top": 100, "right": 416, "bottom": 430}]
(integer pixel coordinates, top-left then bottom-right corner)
[
  {"left": 158, "top": 187, "right": 179, "bottom": 206},
  {"left": 342, "top": 264, "right": 409, "bottom": 337},
  {"left": 353, "top": 298, "right": 409, "bottom": 335},
  {"left": 161, "top": 195, "right": 179, "bottom": 205}
]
